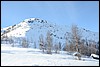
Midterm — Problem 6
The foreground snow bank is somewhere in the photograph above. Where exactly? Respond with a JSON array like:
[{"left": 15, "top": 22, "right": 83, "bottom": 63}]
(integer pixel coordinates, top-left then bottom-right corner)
[{"left": 1, "top": 44, "right": 99, "bottom": 66}]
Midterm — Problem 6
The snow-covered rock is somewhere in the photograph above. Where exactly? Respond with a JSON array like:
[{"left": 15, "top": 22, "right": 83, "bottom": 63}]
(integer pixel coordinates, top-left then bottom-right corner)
[
  {"left": 91, "top": 54, "right": 99, "bottom": 60},
  {"left": 73, "top": 52, "right": 81, "bottom": 60}
]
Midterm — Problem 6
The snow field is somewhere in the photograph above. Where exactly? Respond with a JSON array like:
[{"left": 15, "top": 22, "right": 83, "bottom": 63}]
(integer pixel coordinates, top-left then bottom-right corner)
[{"left": 1, "top": 44, "right": 99, "bottom": 66}]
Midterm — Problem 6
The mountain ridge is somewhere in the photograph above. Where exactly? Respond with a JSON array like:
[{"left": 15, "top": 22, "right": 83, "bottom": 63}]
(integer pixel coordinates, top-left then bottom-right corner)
[{"left": 1, "top": 18, "right": 99, "bottom": 46}]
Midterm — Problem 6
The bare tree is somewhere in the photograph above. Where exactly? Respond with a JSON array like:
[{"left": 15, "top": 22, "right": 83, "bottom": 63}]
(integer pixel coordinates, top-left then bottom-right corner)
[
  {"left": 65, "top": 36, "right": 69, "bottom": 51},
  {"left": 69, "top": 42, "right": 76, "bottom": 51},
  {"left": 65, "top": 32, "right": 76, "bottom": 52},
  {"left": 79, "top": 39, "right": 85, "bottom": 54},
  {"left": 39, "top": 34, "right": 45, "bottom": 52},
  {"left": 71, "top": 24, "right": 82, "bottom": 52},
  {"left": 90, "top": 40, "right": 97, "bottom": 54},
  {"left": 54, "top": 43, "right": 59, "bottom": 54},
  {"left": 31, "top": 37, "right": 33, "bottom": 43},
  {"left": 96, "top": 41, "right": 99, "bottom": 55},
  {"left": 46, "top": 31, "right": 53, "bottom": 54},
  {"left": 58, "top": 42, "right": 61, "bottom": 51},
  {"left": 9, "top": 36, "right": 14, "bottom": 47},
  {"left": 22, "top": 38, "right": 29, "bottom": 48},
  {"left": 34, "top": 41, "right": 36, "bottom": 48},
  {"left": 39, "top": 34, "right": 44, "bottom": 50}
]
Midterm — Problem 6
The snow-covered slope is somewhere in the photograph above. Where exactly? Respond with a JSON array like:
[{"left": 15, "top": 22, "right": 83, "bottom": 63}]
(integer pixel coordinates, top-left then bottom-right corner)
[
  {"left": 1, "top": 44, "right": 99, "bottom": 66},
  {"left": 1, "top": 20, "right": 30, "bottom": 37},
  {"left": 1, "top": 18, "right": 99, "bottom": 47}
]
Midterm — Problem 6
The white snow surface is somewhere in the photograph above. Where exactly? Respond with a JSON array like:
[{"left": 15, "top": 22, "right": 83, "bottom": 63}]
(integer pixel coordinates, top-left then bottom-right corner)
[{"left": 1, "top": 44, "right": 99, "bottom": 66}]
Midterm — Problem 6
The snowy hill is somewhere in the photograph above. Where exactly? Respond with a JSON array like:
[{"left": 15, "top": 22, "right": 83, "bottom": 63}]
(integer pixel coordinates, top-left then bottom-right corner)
[
  {"left": 1, "top": 44, "right": 99, "bottom": 66},
  {"left": 1, "top": 18, "right": 99, "bottom": 48}
]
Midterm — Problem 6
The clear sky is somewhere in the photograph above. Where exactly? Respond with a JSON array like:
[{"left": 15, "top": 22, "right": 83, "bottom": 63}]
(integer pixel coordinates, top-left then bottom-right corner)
[{"left": 1, "top": 1, "right": 99, "bottom": 32}]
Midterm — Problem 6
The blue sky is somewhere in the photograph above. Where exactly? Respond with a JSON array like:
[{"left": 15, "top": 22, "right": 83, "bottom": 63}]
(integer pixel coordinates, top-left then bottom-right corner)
[{"left": 1, "top": 1, "right": 99, "bottom": 32}]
